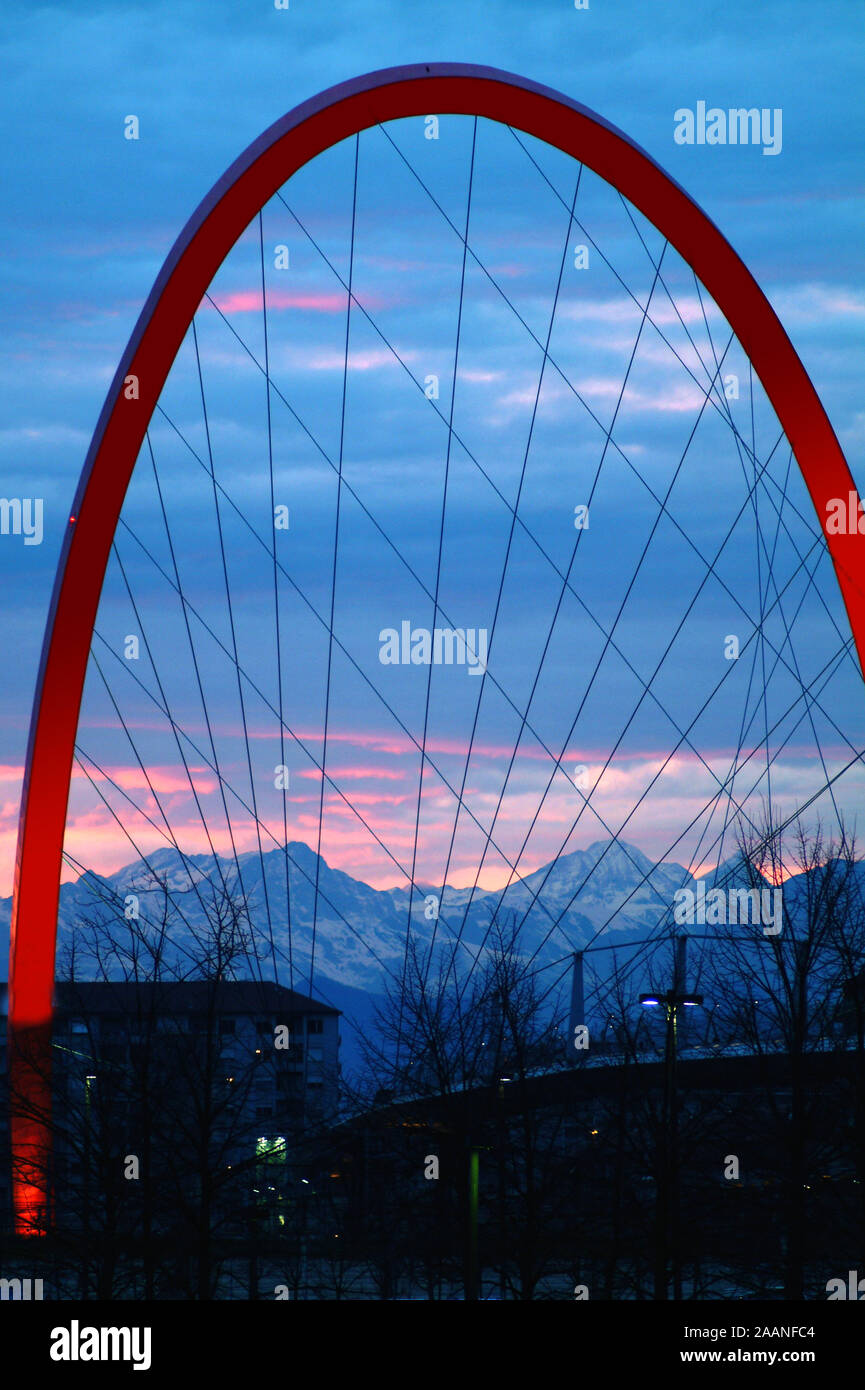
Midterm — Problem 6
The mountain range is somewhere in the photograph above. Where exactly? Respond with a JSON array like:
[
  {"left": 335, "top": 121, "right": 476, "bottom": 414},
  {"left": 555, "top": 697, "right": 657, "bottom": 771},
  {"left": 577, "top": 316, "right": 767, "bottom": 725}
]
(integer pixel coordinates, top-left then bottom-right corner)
[
  {"left": 3, "top": 836, "right": 854, "bottom": 1069},
  {"left": 1, "top": 836, "right": 698, "bottom": 984}
]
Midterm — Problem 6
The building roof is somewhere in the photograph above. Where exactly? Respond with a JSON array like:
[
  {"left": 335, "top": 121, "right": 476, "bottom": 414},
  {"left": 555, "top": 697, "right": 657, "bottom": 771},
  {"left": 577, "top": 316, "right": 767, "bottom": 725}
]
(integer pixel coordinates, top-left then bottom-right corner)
[{"left": 0, "top": 980, "right": 339, "bottom": 1018}]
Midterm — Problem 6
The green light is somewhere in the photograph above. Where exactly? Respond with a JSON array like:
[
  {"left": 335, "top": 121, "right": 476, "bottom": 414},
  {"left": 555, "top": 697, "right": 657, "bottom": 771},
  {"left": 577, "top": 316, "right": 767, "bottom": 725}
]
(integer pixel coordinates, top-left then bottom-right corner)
[
  {"left": 468, "top": 1148, "right": 480, "bottom": 1301},
  {"left": 255, "top": 1135, "right": 287, "bottom": 1163}
]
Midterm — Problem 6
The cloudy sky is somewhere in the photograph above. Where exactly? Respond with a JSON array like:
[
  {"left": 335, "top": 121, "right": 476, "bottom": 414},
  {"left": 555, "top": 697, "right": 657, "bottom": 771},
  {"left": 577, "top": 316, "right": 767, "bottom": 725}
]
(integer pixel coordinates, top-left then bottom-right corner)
[{"left": 1, "top": 0, "right": 863, "bottom": 911}]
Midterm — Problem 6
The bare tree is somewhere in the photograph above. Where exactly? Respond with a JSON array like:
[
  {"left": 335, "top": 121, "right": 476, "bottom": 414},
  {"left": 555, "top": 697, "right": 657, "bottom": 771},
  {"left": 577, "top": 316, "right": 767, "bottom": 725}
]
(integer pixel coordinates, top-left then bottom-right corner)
[
  {"left": 357, "top": 913, "right": 572, "bottom": 1298},
  {"left": 706, "top": 813, "right": 865, "bottom": 1298},
  {"left": 8, "top": 869, "right": 316, "bottom": 1300}
]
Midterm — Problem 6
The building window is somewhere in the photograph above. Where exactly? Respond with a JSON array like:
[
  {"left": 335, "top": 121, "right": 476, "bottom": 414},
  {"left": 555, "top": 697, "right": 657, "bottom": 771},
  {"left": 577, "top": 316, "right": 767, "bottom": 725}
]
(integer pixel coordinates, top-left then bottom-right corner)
[
  {"left": 254, "top": 1018, "right": 270, "bottom": 1035},
  {"left": 219, "top": 1018, "right": 236, "bottom": 1036},
  {"left": 255, "top": 1135, "right": 286, "bottom": 1163},
  {"left": 309, "top": 1048, "right": 323, "bottom": 1063},
  {"left": 306, "top": 1018, "right": 323, "bottom": 1035}
]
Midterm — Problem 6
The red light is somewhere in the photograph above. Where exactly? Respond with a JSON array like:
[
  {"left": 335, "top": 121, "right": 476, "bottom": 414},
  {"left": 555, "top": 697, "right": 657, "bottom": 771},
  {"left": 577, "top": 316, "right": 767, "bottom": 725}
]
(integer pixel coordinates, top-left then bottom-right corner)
[{"left": 11, "top": 1106, "right": 52, "bottom": 1236}]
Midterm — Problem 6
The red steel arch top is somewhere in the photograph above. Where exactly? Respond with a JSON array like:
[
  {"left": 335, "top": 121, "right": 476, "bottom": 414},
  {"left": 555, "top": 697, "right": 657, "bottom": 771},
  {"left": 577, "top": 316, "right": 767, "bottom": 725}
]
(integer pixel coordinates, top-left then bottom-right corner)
[{"left": 10, "top": 62, "right": 865, "bottom": 1034}]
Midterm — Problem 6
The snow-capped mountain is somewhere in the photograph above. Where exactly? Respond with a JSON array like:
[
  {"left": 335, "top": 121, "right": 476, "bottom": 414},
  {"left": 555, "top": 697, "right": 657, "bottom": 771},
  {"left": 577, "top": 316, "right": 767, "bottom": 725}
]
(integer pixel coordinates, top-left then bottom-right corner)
[
  {"left": 487, "top": 838, "right": 694, "bottom": 937},
  {"left": 6, "top": 838, "right": 861, "bottom": 1070},
  {"left": 1, "top": 836, "right": 696, "bottom": 997}
]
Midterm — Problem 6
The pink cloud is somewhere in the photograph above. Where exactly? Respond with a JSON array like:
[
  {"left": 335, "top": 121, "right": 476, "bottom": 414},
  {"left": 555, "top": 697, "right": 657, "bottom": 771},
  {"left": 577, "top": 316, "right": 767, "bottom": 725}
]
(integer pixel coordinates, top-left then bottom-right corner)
[
  {"left": 254, "top": 727, "right": 540, "bottom": 760},
  {"left": 296, "top": 765, "right": 406, "bottom": 782},
  {"left": 0, "top": 738, "right": 850, "bottom": 900},
  {"left": 304, "top": 348, "right": 414, "bottom": 372},
  {"left": 318, "top": 791, "right": 413, "bottom": 809},
  {"left": 488, "top": 263, "right": 527, "bottom": 280},
  {"left": 560, "top": 296, "right": 723, "bottom": 328},
  {"left": 209, "top": 289, "right": 390, "bottom": 316},
  {"left": 570, "top": 377, "right": 707, "bottom": 414},
  {"left": 71, "top": 764, "right": 217, "bottom": 796},
  {"left": 459, "top": 367, "right": 504, "bottom": 383}
]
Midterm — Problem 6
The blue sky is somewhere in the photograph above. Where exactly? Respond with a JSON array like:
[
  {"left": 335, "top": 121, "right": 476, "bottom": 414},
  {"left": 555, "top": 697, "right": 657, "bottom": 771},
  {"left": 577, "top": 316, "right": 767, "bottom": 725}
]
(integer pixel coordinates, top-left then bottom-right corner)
[{"left": 1, "top": 0, "right": 864, "bottom": 902}]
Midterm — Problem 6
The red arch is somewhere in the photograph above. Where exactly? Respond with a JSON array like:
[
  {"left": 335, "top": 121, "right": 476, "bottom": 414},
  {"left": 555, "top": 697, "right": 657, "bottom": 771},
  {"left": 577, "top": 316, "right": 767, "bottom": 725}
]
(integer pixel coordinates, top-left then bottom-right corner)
[{"left": 9, "top": 63, "right": 864, "bottom": 1230}]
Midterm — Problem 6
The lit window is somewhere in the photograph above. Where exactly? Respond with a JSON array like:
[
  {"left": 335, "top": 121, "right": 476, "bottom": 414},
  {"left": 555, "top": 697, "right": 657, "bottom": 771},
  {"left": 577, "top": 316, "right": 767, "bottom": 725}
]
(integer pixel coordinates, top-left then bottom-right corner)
[{"left": 255, "top": 1136, "right": 286, "bottom": 1163}]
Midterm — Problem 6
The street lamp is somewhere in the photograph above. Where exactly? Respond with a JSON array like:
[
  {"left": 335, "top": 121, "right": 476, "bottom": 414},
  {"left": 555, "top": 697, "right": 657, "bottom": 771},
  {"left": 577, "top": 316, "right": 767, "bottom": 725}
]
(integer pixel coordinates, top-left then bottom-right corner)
[
  {"left": 640, "top": 936, "right": 703, "bottom": 1300},
  {"left": 640, "top": 990, "right": 703, "bottom": 1011}
]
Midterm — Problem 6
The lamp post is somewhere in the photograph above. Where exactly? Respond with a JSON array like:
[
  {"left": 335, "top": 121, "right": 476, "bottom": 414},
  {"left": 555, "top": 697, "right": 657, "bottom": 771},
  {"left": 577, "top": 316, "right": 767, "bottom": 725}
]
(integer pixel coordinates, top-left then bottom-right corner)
[
  {"left": 640, "top": 934, "right": 702, "bottom": 1300},
  {"left": 298, "top": 1177, "right": 312, "bottom": 1299},
  {"left": 467, "top": 1146, "right": 480, "bottom": 1302}
]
